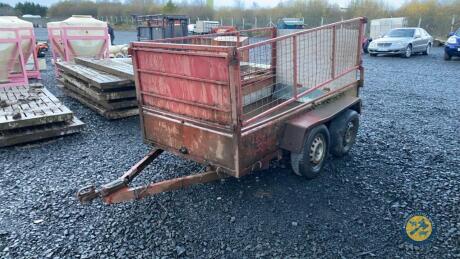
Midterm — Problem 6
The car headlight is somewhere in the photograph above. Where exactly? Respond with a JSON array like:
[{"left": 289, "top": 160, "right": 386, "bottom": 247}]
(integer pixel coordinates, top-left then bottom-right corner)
[
  {"left": 447, "top": 36, "right": 457, "bottom": 44},
  {"left": 369, "top": 41, "right": 376, "bottom": 48},
  {"left": 393, "top": 42, "right": 403, "bottom": 48}
]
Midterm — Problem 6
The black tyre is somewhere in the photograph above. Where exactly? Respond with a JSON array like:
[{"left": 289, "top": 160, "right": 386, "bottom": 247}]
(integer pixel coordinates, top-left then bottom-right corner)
[
  {"left": 362, "top": 41, "right": 369, "bottom": 54},
  {"left": 329, "top": 109, "right": 359, "bottom": 157},
  {"left": 401, "top": 45, "right": 412, "bottom": 58},
  {"left": 370, "top": 53, "right": 377, "bottom": 57},
  {"left": 422, "top": 43, "right": 431, "bottom": 55},
  {"left": 444, "top": 52, "right": 452, "bottom": 61},
  {"left": 290, "top": 125, "right": 330, "bottom": 179}
]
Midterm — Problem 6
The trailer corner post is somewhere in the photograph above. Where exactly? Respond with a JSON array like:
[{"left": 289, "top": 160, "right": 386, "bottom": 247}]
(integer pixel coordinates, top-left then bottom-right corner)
[
  {"left": 358, "top": 17, "right": 367, "bottom": 88},
  {"left": 271, "top": 27, "right": 277, "bottom": 80},
  {"left": 292, "top": 35, "right": 298, "bottom": 100},
  {"left": 230, "top": 46, "right": 243, "bottom": 177},
  {"left": 331, "top": 25, "right": 336, "bottom": 79},
  {"left": 131, "top": 43, "right": 147, "bottom": 141}
]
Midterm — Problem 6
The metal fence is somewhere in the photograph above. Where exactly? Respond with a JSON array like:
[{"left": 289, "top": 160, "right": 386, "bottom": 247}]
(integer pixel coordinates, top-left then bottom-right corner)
[{"left": 93, "top": 15, "right": 459, "bottom": 38}]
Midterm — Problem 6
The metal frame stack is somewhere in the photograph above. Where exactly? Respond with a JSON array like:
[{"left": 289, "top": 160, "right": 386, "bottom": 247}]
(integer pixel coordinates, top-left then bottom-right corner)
[
  {"left": 0, "top": 27, "right": 41, "bottom": 88},
  {"left": 135, "top": 14, "right": 189, "bottom": 41},
  {"left": 56, "top": 58, "right": 137, "bottom": 119}
]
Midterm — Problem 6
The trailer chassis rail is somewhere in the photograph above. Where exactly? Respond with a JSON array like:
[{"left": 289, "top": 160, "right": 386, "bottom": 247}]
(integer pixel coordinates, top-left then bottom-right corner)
[{"left": 77, "top": 149, "right": 226, "bottom": 204}]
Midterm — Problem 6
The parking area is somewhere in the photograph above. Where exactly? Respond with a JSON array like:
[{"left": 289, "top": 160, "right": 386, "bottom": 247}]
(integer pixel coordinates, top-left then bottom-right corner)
[{"left": 0, "top": 45, "right": 459, "bottom": 258}]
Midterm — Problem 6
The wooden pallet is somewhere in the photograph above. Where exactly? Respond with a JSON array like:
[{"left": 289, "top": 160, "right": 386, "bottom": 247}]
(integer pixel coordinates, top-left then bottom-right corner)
[
  {"left": 61, "top": 74, "right": 136, "bottom": 101},
  {"left": 75, "top": 57, "right": 134, "bottom": 80},
  {"left": 114, "top": 58, "right": 132, "bottom": 65},
  {"left": 59, "top": 78, "right": 138, "bottom": 111},
  {"left": 0, "top": 117, "right": 84, "bottom": 147},
  {"left": 0, "top": 84, "right": 74, "bottom": 131},
  {"left": 62, "top": 87, "right": 138, "bottom": 120},
  {"left": 56, "top": 62, "right": 133, "bottom": 90}
]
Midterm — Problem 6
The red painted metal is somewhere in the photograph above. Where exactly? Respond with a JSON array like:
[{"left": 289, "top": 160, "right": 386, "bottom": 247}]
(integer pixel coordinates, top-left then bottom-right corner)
[
  {"left": 131, "top": 18, "right": 364, "bottom": 177},
  {"left": 130, "top": 17, "right": 366, "bottom": 178},
  {"left": 292, "top": 35, "right": 298, "bottom": 99},
  {"left": 331, "top": 25, "right": 336, "bottom": 78},
  {"left": 102, "top": 170, "right": 226, "bottom": 204},
  {"left": 78, "top": 18, "right": 367, "bottom": 204}
]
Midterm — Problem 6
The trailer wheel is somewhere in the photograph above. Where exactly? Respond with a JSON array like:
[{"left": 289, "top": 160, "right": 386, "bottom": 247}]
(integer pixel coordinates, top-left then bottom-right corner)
[
  {"left": 290, "top": 125, "right": 330, "bottom": 179},
  {"left": 329, "top": 109, "right": 359, "bottom": 157}
]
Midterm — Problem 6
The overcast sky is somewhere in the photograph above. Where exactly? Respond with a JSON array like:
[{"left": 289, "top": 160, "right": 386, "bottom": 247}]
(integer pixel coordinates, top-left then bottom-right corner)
[
  {"left": 1, "top": 0, "right": 405, "bottom": 9},
  {"left": 225, "top": 0, "right": 405, "bottom": 9}
]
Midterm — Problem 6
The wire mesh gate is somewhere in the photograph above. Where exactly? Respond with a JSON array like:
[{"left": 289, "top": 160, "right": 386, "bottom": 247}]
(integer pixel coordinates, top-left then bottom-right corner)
[{"left": 238, "top": 18, "right": 364, "bottom": 126}]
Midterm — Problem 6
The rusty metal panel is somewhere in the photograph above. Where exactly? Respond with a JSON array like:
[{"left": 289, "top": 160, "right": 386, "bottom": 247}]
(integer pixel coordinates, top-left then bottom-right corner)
[
  {"left": 238, "top": 122, "right": 283, "bottom": 177},
  {"left": 134, "top": 47, "right": 233, "bottom": 125},
  {"left": 129, "top": 19, "right": 366, "bottom": 179},
  {"left": 135, "top": 49, "right": 230, "bottom": 82},
  {"left": 142, "top": 112, "right": 236, "bottom": 171},
  {"left": 139, "top": 74, "right": 231, "bottom": 123}
]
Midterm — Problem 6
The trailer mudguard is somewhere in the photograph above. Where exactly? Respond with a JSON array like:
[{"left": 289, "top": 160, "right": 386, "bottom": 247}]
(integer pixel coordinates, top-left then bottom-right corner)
[{"left": 280, "top": 94, "right": 361, "bottom": 154}]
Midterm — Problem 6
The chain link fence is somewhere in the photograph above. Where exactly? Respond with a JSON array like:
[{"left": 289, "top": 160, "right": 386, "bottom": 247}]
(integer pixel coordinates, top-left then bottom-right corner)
[{"left": 44, "top": 14, "right": 460, "bottom": 39}]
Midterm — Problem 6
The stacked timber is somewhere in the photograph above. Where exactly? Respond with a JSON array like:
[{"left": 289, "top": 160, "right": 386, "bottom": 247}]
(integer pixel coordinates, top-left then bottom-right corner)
[
  {"left": 56, "top": 58, "right": 137, "bottom": 120},
  {"left": 0, "top": 83, "right": 84, "bottom": 147}
]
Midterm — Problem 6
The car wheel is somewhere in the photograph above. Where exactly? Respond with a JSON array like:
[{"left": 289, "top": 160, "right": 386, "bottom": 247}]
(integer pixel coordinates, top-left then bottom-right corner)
[
  {"left": 423, "top": 43, "right": 431, "bottom": 55},
  {"left": 329, "top": 109, "right": 359, "bottom": 157},
  {"left": 290, "top": 125, "right": 330, "bottom": 179},
  {"left": 444, "top": 52, "right": 452, "bottom": 61},
  {"left": 402, "top": 45, "right": 412, "bottom": 58}
]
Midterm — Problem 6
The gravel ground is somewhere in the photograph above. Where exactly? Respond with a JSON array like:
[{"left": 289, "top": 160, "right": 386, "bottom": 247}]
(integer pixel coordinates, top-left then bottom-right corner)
[{"left": 0, "top": 47, "right": 459, "bottom": 258}]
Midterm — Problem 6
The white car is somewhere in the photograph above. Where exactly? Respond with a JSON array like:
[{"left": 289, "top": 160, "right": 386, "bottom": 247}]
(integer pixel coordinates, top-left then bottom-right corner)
[
  {"left": 188, "top": 24, "right": 196, "bottom": 34},
  {"left": 368, "top": 28, "right": 433, "bottom": 58}
]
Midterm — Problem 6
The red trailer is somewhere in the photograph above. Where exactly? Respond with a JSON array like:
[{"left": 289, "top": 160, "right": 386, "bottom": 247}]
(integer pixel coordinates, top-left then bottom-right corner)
[{"left": 78, "top": 17, "right": 367, "bottom": 204}]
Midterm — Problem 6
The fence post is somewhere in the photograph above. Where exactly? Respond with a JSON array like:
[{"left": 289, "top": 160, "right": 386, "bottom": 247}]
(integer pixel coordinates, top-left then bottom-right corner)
[
  {"left": 255, "top": 16, "right": 257, "bottom": 28},
  {"left": 451, "top": 15, "right": 456, "bottom": 33},
  {"left": 242, "top": 17, "right": 245, "bottom": 30},
  {"left": 220, "top": 17, "right": 223, "bottom": 26},
  {"left": 418, "top": 17, "right": 422, "bottom": 27}
]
